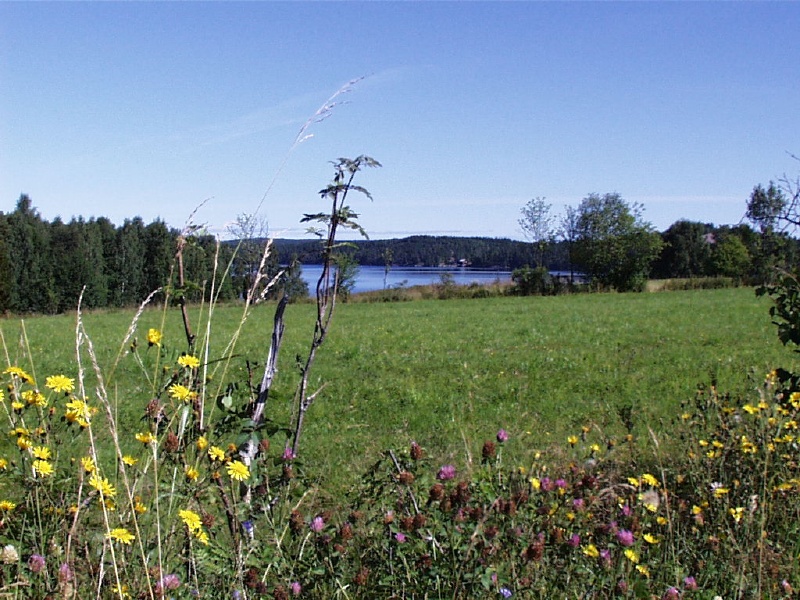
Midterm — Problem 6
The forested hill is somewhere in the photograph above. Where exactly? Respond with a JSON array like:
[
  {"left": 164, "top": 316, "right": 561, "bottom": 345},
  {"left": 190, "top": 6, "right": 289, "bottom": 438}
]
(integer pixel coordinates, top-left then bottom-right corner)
[{"left": 273, "top": 236, "right": 570, "bottom": 270}]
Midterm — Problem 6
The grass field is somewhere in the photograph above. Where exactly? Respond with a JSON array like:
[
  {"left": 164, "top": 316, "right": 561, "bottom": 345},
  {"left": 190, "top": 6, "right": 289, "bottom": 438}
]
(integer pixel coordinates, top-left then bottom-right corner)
[{"left": 1, "top": 286, "right": 793, "bottom": 502}]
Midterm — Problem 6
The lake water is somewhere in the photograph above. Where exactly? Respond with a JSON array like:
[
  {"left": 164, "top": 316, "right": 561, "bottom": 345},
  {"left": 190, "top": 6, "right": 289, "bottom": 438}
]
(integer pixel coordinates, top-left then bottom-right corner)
[{"left": 299, "top": 265, "right": 513, "bottom": 294}]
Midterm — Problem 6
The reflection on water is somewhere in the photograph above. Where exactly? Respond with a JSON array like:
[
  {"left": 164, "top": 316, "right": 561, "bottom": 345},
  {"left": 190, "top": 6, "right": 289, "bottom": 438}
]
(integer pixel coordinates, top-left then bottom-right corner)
[{"left": 299, "top": 265, "right": 512, "bottom": 294}]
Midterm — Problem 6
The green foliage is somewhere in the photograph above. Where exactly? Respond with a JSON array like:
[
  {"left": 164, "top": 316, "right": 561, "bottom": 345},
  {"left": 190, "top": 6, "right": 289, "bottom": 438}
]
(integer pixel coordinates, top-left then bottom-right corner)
[
  {"left": 511, "top": 265, "right": 553, "bottom": 296},
  {"left": 572, "top": 193, "right": 664, "bottom": 292},
  {"left": 709, "top": 232, "right": 751, "bottom": 279},
  {"left": 653, "top": 220, "right": 713, "bottom": 279},
  {"left": 518, "top": 197, "right": 555, "bottom": 268}
]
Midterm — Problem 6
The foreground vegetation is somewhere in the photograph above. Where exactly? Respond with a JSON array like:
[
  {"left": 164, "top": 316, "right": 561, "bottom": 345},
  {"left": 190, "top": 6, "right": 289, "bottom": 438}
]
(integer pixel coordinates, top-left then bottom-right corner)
[{"left": 1, "top": 284, "right": 798, "bottom": 598}]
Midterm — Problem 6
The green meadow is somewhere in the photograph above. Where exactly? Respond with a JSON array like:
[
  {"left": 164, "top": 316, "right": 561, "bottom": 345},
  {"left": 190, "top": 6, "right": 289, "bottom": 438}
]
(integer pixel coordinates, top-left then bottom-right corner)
[{"left": 2, "top": 287, "right": 792, "bottom": 500}]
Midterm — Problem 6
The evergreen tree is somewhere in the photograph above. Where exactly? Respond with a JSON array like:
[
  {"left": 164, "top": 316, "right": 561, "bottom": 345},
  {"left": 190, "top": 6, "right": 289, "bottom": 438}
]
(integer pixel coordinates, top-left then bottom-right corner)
[{"left": 6, "top": 195, "right": 55, "bottom": 313}]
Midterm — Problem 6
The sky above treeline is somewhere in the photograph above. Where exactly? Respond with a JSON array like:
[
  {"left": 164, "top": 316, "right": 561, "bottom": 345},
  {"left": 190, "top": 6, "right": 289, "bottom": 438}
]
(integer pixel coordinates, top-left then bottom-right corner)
[{"left": 2, "top": 2, "right": 799, "bottom": 240}]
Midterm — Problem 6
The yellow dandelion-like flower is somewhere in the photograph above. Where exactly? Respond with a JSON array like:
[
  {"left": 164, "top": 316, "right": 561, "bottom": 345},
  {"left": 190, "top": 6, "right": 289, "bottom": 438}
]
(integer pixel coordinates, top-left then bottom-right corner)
[
  {"left": 31, "top": 446, "right": 51, "bottom": 460},
  {"left": 742, "top": 404, "right": 759, "bottom": 415},
  {"left": 640, "top": 473, "right": 658, "bottom": 487},
  {"left": 89, "top": 474, "right": 116, "bottom": 498},
  {"left": 567, "top": 435, "right": 579, "bottom": 446},
  {"left": 643, "top": 533, "right": 660, "bottom": 544},
  {"left": 0, "top": 458, "right": 8, "bottom": 470},
  {"left": 582, "top": 544, "right": 599, "bottom": 558},
  {"left": 32, "top": 460, "right": 54, "bottom": 477},
  {"left": 791, "top": 392, "right": 800, "bottom": 408},
  {"left": 147, "top": 329, "right": 162, "bottom": 347},
  {"left": 208, "top": 446, "right": 225, "bottom": 462},
  {"left": 185, "top": 466, "right": 199, "bottom": 481},
  {"left": 45, "top": 375, "right": 75, "bottom": 394},
  {"left": 729, "top": 507, "right": 745, "bottom": 524},
  {"left": 122, "top": 455, "right": 138, "bottom": 466},
  {"left": 177, "top": 355, "right": 200, "bottom": 369},
  {"left": 635, "top": 564, "right": 650, "bottom": 578},
  {"left": 712, "top": 486, "right": 730, "bottom": 498},
  {"left": 656, "top": 516, "right": 668, "bottom": 526},
  {"left": 107, "top": 528, "right": 135, "bottom": 544},
  {"left": 135, "top": 432, "right": 155, "bottom": 444},
  {"left": 196, "top": 436, "right": 208, "bottom": 451},
  {"left": 179, "top": 509, "right": 203, "bottom": 532},
  {"left": 22, "top": 390, "right": 46, "bottom": 407},
  {"left": 81, "top": 456, "right": 96, "bottom": 473},
  {"left": 529, "top": 477, "right": 541, "bottom": 490},
  {"left": 4, "top": 366, "right": 34, "bottom": 385},
  {"left": 0, "top": 390, "right": 4, "bottom": 402},
  {"left": 226, "top": 460, "right": 250, "bottom": 481},
  {"left": 111, "top": 584, "right": 131, "bottom": 599},
  {"left": 0, "top": 500, "right": 16, "bottom": 511},
  {"left": 627, "top": 476, "right": 640, "bottom": 487},
  {"left": 17, "top": 436, "right": 31, "bottom": 451},
  {"left": 134, "top": 501, "right": 148, "bottom": 514},
  {"left": 11, "top": 401, "right": 24, "bottom": 411},
  {"left": 65, "top": 399, "right": 92, "bottom": 427},
  {"left": 195, "top": 529, "right": 210, "bottom": 545},
  {"left": 168, "top": 384, "right": 193, "bottom": 402},
  {"left": 624, "top": 549, "right": 639, "bottom": 564}
]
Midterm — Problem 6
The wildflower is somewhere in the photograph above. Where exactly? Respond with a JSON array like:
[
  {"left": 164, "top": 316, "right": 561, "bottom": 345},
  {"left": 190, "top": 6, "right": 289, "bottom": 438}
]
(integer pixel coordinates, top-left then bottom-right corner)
[
  {"left": 196, "top": 436, "right": 208, "bottom": 451},
  {"left": 89, "top": 474, "right": 117, "bottom": 497},
  {"left": 711, "top": 484, "right": 729, "bottom": 498},
  {"left": 135, "top": 432, "right": 155, "bottom": 444},
  {"left": 168, "top": 384, "right": 193, "bottom": 402},
  {"left": 437, "top": 464, "right": 456, "bottom": 481},
  {"left": 147, "top": 329, "right": 162, "bottom": 347},
  {"left": 627, "top": 476, "right": 640, "bottom": 486},
  {"left": 291, "top": 582, "right": 302, "bottom": 596},
  {"left": 11, "top": 401, "right": 24, "bottom": 411},
  {"left": 155, "top": 574, "right": 181, "bottom": 595},
  {"left": 540, "top": 477, "right": 554, "bottom": 491},
  {"left": 32, "top": 460, "right": 54, "bottom": 477},
  {"left": 134, "top": 500, "right": 147, "bottom": 514},
  {"left": 500, "top": 587, "right": 513, "bottom": 598},
  {"left": 0, "top": 500, "right": 16, "bottom": 511},
  {"left": 624, "top": 548, "right": 639, "bottom": 564},
  {"left": 497, "top": 428, "right": 509, "bottom": 443},
  {"left": 208, "top": 446, "right": 226, "bottom": 462},
  {"left": 567, "top": 435, "right": 579, "bottom": 446},
  {"left": 568, "top": 533, "right": 581, "bottom": 547},
  {"left": 643, "top": 533, "right": 660, "bottom": 544},
  {"left": 122, "top": 455, "right": 138, "bottom": 466},
  {"left": 640, "top": 473, "right": 658, "bottom": 487},
  {"left": 616, "top": 529, "right": 635, "bottom": 546},
  {"left": 195, "top": 529, "right": 209, "bottom": 545},
  {"left": 178, "top": 354, "right": 200, "bottom": 369},
  {"left": 529, "top": 477, "right": 541, "bottom": 490},
  {"left": 683, "top": 576, "right": 698, "bottom": 591},
  {"left": 0, "top": 458, "right": 7, "bottom": 470},
  {"left": 81, "top": 456, "right": 96, "bottom": 473},
  {"left": 32, "top": 446, "right": 51, "bottom": 460},
  {"left": 729, "top": 506, "right": 745, "bottom": 524},
  {"left": 636, "top": 564, "right": 650, "bottom": 578},
  {"left": 742, "top": 404, "right": 759, "bottom": 415},
  {"left": 58, "top": 563, "right": 74, "bottom": 583},
  {"left": 4, "top": 367, "right": 33, "bottom": 385},
  {"left": 107, "top": 528, "right": 135, "bottom": 544},
  {"left": 583, "top": 543, "right": 600, "bottom": 558},
  {"left": 179, "top": 509, "right": 203, "bottom": 532},
  {"left": 45, "top": 374, "right": 75, "bottom": 393},
  {"left": 394, "top": 532, "right": 406, "bottom": 543},
  {"left": 1, "top": 544, "right": 19, "bottom": 563},
  {"left": 226, "top": 460, "right": 250, "bottom": 481},
  {"left": 310, "top": 516, "right": 325, "bottom": 533},
  {"left": 17, "top": 436, "right": 32, "bottom": 450},
  {"left": 28, "top": 554, "right": 45, "bottom": 574},
  {"left": 640, "top": 489, "right": 660, "bottom": 512},
  {"left": 185, "top": 466, "right": 199, "bottom": 481},
  {"left": 65, "top": 398, "right": 92, "bottom": 427},
  {"left": 22, "top": 390, "right": 46, "bottom": 407},
  {"left": 282, "top": 446, "right": 295, "bottom": 461}
]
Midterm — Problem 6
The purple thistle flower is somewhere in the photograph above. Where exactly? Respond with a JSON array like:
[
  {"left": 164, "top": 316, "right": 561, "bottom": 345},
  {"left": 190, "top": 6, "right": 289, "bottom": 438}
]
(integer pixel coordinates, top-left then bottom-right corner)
[
  {"left": 496, "top": 429, "right": 509, "bottom": 443},
  {"left": 310, "top": 516, "right": 325, "bottom": 533},
  {"left": 500, "top": 587, "right": 513, "bottom": 598},
  {"left": 662, "top": 587, "right": 680, "bottom": 600},
  {"left": 437, "top": 464, "right": 456, "bottom": 481},
  {"left": 620, "top": 503, "right": 633, "bottom": 517},
  {"left": 568, "top": 533, "right": 581, "bottom": 548},
  {"left": 600, "top": 548, "right": 612, "bottom": 568},
  {"left": 58, "top": 563, "right": 74, "bottom": 583},
  {"left": 616, "top": 529, "right": 635, "bottom": 546},
  {"left": 282, "top": 446, "right": 295, "bottom": 461},
  {"left": 291, "top": 581, "right": 302, "bottom": 596},
  {"left": 572, "top": 498, "right": 585, "bottom": 511},
  {"left": 27, "top": 554, "right": 45, "bottom": 574},
  {"left": 540, "top": 477, "right": 554, "bottom": 491},
  {"left": 555, "top": 478, "right": 567, "bottom": 489},
  {"left": 683, "top": 576, "right": 698, "bottom": 591},
  {"left": 155, "top": 574, "right": 181, "bottom": 595},
  {"left": 395, "top": 532, "right": 406, "bottom": 543}
]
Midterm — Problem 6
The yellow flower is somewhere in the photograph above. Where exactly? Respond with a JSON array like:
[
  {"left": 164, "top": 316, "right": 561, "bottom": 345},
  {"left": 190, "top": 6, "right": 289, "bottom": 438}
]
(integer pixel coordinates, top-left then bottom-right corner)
[
  {"left": 178, "top": 355, "right": 200, "bottom": 369},
  {"left": 656, "top": 516, "right": 668, "bottom": 526},
  {"left": 567, "top": 435, "right": 579, "bottom": 446},
  {"left": 179, "top": 509, "right": 203, "bottom": 532},
  {"left": 32, "top": 446, "right": 51, "bottom": 460},
  {"left": 185, "top": 466, "right": 199, "bottom": 481},
  {"left": 168, "top": 384, "right": 194, "bottom": 402},
  {"left": 81, "top": 456, "right": 96, "bottom": 473},
  {"left": 32, "top": 460, "right": 54, "bottom": 477},
  {"left": 742, "top": 404, "right": 759, "bottom": 415},
  {"left": 529, "top": 477, "right": 541, "bottom": 490},
  {"left": 45, "top": 375, "right": 75, "bottom": 394},
  {"left": 643, "top": 533, "right": 660, "bottom": 544},
  {"left": 640, "top": 473, "right": 659, "bottom": 487},
  {"left": 624, "top": 549, "right": 639, "bottom": 564},
  {"left": 4, "top": 366, "right": 34, "bottom": 385},
  {"left": 11, "top": 401, "right": 24, "bottom": 411},
  {"left": 582, "top": 543, "right": 599, "bottom": 558},
  {"left": 226, "top": 460, "right": 250, "bottom": 481},
  {"left": 712, "top": 486, "right": 730, "bottom": 498},
  {"left": 111, "top": 584, "right": 131, "bottom": 598},
  {"left": 89, "top": 474, "right": 116, "bottom": 498},
  {"left": 0, "top": 390, "right": 4, "bottom": 402},
  {"left": 22, "top": 390, "right": 46, "bottom": 407},
  {"left": 729, "top": 506, "right": 745, "bottom": 524},
  {"left": 0, "top": 500, "right": 16, "bottom": 511},
  {"left": 147, "top": 329, "right": 162, "bottom": 347},
  {"left": 17, "top": 436, "right": 31, "bottom": 450},
  {"left": 0, "top": 458, "right": 8, "bottom": 470},
  {"left": 122, "top": 455, "right": 138, "bottom": 466},
  {"left": 208, "top": 446, "right": 226, "bottom": 462},
  {"left": 65, "top": 399, "right": 92, "bottom": 427},
  {"left": 196, "top": 436, "right": 208, "bottom": 451},
  {"left": 635, "top": 564, "right": 650, "bottom": 578},
  {"left": 107, "top": 528, "right": 135, "bottom": 544},
  {"left": 627, "top": 476, "right": 640, "bottom": 487},
  {"left": 195, "top": 529, "right": 210, "bottom": 545},
  {"left": 134, "top": 501, "right": 148, "bottom": 514},
  {"left": 135, "top": 432, "right": 155, "bottom": 444}
]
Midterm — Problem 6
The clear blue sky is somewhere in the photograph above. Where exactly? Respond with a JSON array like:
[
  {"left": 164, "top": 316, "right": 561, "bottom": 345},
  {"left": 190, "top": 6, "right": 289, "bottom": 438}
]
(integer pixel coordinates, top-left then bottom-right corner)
[{"left": 2, "top": 2, "right": 799, "bottom": 240}]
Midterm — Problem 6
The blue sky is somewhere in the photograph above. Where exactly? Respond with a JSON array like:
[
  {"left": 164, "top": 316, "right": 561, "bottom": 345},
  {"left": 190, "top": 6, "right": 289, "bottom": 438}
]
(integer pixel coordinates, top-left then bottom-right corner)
[{"left": 2, "top": 2, "right": 799, "bottom": 240}]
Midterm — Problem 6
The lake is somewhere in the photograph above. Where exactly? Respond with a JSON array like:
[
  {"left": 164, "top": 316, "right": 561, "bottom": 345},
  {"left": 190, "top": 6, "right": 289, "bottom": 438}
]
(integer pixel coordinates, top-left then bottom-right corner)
[{"left": 298, "top": 265, "right": 513, "bottom": 294}]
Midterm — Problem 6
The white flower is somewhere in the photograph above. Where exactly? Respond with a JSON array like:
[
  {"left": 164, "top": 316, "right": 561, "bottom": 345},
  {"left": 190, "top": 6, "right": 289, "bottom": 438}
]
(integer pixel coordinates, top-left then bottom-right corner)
[{"left": 1, "top": 544, "right": 19, "bottom": 564}]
